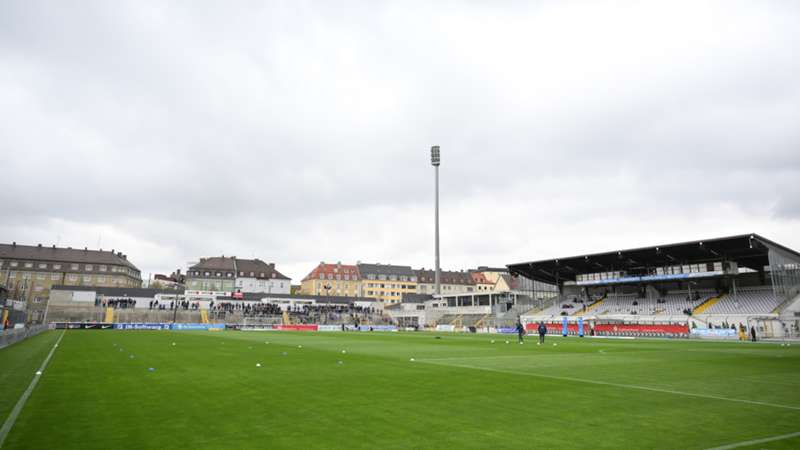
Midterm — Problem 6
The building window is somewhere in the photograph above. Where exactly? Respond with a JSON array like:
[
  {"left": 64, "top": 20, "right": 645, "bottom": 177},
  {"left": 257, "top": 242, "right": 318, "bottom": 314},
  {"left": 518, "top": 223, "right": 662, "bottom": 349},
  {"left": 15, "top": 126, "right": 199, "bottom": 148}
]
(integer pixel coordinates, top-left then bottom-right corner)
[
  {"left": 38, "top": 263, "right": 47, "bottom": 269},
  {"left": 83, "top": 275, "right": 92, "bottom": 283},
  {"left": 86, "top": 265, "right": 93, "bottom": 271},
  {"left": 34, "top": 285, "right": 44, "bottom": 292},
  {"left": 97, "top": 276, "right": 106, "bottom": 283},
  {"left": 51, "top": 273, "right": 60, "bottom": 281},
  {"left": 24, "top": 262, "right": 33, "bottom": 268},
  {"left": 9, "top": 272, "right": 16, "bottom": 278},
  {"left": 37, "top": 273, "right": 45, "bottom": 280},
  {"left": 71, "top": 264, "right": 79, "bottom": 270},
  {"left": 99, "top": 265, "right": 107, "bottom": 272},
  {"left": 53, "top": 264, "right": 61, "bottom": 270},
  {"left": 67, "top": 275, "right": 78, "bottom": 282},
  {"left": 205, "top": 272, "right": 210, "bottom": 276},
  {"left": 10, "top": 262, "right": 18, "bottom": 267}
]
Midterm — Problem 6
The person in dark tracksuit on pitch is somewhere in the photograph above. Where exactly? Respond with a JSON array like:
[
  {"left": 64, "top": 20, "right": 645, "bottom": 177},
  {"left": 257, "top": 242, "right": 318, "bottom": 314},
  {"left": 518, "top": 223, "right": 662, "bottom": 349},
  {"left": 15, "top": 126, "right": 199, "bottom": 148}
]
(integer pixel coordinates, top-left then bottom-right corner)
[
  {"left": 538, "top": 321, "right": 547, "bottom": 344},
  {"left": 516, "top": 320, "right": 526, "bottom": 344}
]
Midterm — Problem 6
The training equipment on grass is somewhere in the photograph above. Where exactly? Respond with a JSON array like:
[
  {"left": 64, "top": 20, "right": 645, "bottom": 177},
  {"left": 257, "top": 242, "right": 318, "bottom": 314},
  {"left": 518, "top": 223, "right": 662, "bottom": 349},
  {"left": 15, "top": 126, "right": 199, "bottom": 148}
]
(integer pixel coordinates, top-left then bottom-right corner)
[
  {"left": 35, "top": 371, "right": 42, "bottom": 375},
  {"left": 298, "top": 345, "right": 302, "bottom": 348},
  {"left": 148, "top": 368, "right": 155, "bottom": 372},
  {"left": 341, "top": 350, "right": 346, "bottom": 354},
  {"left": 7, "top": 326, "right": 800, "bottom": 449}
]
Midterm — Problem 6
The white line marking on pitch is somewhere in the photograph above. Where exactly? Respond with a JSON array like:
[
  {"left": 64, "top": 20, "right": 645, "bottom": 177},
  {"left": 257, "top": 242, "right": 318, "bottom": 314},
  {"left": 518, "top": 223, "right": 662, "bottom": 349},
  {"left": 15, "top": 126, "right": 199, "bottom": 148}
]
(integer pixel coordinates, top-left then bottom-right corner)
[
  {"left": 0, "top": 330, "right": 65, "bottom": 448},
  {"left": 417, "top": 359, "right": 800, "bottom": 411},
  {"left": 704, "top": 431, "right": 800, "bottom": 450}
]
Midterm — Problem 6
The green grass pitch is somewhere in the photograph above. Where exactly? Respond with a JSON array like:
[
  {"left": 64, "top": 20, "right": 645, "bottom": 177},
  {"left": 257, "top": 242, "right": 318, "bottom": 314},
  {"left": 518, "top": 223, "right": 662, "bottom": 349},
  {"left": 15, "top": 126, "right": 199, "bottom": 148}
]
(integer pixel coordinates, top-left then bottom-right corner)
[{"left": 1, "top": 330, "right": 799, "bottom": 449}]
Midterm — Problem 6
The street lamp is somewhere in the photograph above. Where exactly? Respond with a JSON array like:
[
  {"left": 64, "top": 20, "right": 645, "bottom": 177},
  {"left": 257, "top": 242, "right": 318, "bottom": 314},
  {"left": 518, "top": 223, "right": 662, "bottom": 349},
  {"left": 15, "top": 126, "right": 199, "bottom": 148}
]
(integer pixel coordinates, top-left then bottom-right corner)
[{"left": 431, "top": 146, "right": 441, "bottom": 296}]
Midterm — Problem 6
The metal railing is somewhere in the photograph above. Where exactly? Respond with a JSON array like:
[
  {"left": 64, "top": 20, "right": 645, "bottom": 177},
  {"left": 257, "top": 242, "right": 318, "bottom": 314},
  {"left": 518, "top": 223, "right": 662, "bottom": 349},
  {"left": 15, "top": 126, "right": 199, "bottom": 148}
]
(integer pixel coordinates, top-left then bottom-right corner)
[{"left": 0, "top": 324, "right": 52, "bottom": 349}]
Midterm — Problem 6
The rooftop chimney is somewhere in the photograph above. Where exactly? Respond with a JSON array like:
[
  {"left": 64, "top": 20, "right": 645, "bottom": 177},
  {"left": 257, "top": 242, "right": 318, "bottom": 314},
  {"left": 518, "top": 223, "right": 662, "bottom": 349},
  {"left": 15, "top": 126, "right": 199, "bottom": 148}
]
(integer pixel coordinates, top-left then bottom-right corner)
[{"left": 38, "top": 243, "right": 42, "bottom": 248}]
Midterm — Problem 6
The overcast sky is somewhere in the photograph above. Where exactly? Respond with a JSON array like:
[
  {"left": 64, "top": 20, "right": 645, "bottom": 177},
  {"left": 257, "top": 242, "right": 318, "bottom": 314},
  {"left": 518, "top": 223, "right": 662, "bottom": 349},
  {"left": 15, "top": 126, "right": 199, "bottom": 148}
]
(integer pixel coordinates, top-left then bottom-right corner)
[{"left": 1, "top": 1, "right": 799, "bottom": 282}]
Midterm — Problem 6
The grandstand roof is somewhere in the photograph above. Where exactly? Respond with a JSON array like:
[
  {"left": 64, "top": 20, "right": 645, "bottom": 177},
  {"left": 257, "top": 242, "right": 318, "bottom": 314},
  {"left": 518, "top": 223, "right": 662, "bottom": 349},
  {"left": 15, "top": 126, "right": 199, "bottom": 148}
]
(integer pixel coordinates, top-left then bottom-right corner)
[{"left": 507, "top": 234, "right": 800, "bottom": 285}]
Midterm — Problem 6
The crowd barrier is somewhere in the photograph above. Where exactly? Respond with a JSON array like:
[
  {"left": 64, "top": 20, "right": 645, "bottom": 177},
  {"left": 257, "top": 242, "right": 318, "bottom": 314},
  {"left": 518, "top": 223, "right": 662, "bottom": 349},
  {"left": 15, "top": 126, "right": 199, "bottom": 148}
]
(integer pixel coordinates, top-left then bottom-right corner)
[
  {"left": 0, "top": 324, "right": 52, "bottom": 349},
  {"left": 52, "top": 322, "right": 225, "bottom": 331},
  {"left": 522, "top": 322, "right": 689, "bottom": 337},
  {"left": 690, "top": 328, "right": 738, "bottom": 339}
]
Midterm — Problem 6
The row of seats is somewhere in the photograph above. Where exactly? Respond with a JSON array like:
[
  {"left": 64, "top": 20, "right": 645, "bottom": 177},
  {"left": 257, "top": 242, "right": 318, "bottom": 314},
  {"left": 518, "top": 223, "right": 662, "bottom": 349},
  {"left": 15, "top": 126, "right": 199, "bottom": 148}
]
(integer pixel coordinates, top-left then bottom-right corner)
[
  {"left": 702, "top": 288, "right": 781, "bottom": 314},
  {"left": 592, "top": 291, "right": 713, "bottom": 316},
  {"left": 529, "top": 287, "right": 781, "bottom": 317}
]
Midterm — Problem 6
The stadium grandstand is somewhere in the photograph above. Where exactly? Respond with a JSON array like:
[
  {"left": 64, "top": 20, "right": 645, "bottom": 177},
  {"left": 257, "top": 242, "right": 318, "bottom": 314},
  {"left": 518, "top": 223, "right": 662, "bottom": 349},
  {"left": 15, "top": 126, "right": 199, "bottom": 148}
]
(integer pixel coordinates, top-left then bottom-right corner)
[
  {"left": 45, "top": 285, "right": 389, "bottom": 328},
  {"left": 507, "top": 234, "right": 800, "bottom": 339}
]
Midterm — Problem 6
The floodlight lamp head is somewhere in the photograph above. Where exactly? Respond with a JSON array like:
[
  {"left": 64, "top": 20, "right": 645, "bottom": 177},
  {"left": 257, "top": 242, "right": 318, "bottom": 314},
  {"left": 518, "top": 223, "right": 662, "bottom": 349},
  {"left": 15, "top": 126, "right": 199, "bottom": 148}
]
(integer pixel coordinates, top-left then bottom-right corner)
[{"left": 431, "top": 146, "right": 441, "bottom": 166}]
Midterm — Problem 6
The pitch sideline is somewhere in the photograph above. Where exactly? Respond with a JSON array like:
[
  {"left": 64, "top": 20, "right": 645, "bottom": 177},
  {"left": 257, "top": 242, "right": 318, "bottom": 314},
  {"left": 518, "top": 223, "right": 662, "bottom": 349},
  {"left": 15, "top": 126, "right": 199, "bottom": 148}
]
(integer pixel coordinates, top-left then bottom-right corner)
[
  {"left": 0, "top": 330, "right": 66, "bottom": 448},
  {"left": 417, "top": 358, "right": 800, "bottom": 411},
  {"left": 703, "top": 431, "right": 800, "bottom": 449}
]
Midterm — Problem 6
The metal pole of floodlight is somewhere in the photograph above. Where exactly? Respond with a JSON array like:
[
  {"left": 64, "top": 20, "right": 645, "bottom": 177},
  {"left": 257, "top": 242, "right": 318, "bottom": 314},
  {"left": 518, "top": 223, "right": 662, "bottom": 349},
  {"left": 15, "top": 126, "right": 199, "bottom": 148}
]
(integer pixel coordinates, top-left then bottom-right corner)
[{"left": 431, "top": 146, "right": 441, "bottom": 296}]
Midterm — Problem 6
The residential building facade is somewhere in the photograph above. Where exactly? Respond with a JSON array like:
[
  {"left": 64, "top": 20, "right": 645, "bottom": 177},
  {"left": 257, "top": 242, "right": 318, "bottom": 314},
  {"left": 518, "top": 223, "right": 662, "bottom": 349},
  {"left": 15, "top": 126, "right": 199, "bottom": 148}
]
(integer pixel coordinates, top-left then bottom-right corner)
[
  {"left": 470, "top": 271, "right": 495, "bottom": 291},
  {"left": 234, "top": 258, "right": 291, "bottom": 294},
  {"left": 0, "top": 242, "right": 142, "bottom": 322},
  {"left": 358, "top": 263, "right": 417, "bottom": 304},
  {"left": 301, "top": 262, "right": 361, "bottom": 297},
  {"left": 415, "top": 269, "right": 476, "bottom": 295},
  {"left": 185, "top": 256, "right": 290, "bottom": 295}
]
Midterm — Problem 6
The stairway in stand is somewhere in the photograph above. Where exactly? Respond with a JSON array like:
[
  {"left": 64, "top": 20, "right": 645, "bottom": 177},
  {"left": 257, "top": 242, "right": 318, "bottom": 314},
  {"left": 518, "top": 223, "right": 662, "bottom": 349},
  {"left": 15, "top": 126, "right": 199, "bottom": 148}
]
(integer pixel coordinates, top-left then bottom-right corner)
[
  {"left": 572, "top": 295, "right": 606, "bottom": 316},
  {"left": 693, "top": 294, "right": 724, "bottom": 314}
]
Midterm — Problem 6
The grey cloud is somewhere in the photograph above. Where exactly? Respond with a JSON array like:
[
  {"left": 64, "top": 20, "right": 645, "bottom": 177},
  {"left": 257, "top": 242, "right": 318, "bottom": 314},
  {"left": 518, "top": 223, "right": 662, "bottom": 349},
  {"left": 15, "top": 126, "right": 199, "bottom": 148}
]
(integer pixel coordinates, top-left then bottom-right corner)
[{"left": 1, "top": 0, "right": 799, "bottom": 279}]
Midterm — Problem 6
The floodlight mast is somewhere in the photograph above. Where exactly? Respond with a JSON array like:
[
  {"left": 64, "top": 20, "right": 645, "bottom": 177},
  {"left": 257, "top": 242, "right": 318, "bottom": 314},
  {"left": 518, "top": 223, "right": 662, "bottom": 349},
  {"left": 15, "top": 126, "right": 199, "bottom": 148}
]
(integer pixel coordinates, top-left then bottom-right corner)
[{"left": 431, "top": 146, "right": 441, "bottom": 296}]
